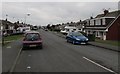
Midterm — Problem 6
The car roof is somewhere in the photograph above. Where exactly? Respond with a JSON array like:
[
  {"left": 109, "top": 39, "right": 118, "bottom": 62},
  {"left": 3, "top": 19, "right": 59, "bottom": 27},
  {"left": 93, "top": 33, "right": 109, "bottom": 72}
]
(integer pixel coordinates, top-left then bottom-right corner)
[{"left": 25, "top": 31, "right": 40, "bottom": 34}]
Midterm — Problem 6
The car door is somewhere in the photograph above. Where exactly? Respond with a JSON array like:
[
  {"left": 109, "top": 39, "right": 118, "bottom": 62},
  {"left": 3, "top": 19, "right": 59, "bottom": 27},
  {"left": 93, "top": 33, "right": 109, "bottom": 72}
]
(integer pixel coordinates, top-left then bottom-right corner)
[{"left": 68, "top": 33, "right": 74, "bottom": 42}]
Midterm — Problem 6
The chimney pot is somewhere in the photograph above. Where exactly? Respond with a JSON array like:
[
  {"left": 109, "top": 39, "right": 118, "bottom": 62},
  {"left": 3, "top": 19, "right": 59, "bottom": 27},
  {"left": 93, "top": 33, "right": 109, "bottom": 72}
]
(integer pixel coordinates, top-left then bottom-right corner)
[{"left": 104, "top": 10, "right": 109, "bottom": 15}]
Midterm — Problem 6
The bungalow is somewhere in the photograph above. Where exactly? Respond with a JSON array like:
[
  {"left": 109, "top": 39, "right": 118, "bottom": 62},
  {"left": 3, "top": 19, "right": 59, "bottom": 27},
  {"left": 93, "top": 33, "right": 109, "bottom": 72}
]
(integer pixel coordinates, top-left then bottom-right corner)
[{"left": 84, "top": 10, "right": 120, "bottom": 41}]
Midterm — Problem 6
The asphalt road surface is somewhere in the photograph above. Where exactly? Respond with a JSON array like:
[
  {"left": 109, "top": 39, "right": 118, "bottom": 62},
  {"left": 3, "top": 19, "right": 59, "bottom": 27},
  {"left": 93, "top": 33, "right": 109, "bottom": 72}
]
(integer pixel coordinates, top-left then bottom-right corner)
[{"left": 12, "top": 29, "right": 118, "bottom": 73}]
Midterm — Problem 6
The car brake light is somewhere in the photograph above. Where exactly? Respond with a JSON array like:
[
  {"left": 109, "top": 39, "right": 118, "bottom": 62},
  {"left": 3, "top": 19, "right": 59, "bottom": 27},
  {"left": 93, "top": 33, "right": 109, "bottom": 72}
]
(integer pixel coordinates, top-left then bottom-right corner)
[{"left": 39, "top": 38, "right": 41, "bottom": 40}]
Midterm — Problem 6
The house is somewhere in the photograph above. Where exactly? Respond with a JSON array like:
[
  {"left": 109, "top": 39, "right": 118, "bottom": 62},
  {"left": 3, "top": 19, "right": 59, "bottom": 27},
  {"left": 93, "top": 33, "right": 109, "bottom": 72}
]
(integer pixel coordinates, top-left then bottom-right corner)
[
  {"left": 84, "top": 10, "right": 120, "bottom": 40},
  {"left": 60, "top": 21, "right": 82, "bottom": 34},
  {"left": 106, "top": 14, "right": 120, "bottom": 41},
  {"left": 60, "top": 26, "right": 80, "bottom": 34},
  {"left": 0, "top": 20, "right": 2, "bottom": 35},
  {"left": 1, "top": 19, "right": 15, "bottom": 35},
  {"left": 75, "top": 20, "right": 86, "bottom": 32}
]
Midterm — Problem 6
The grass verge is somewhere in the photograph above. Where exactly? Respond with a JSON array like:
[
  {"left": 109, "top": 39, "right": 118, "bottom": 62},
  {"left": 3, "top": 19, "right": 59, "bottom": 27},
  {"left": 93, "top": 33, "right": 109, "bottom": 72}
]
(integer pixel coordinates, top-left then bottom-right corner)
[
  {"left": 95, "top": 39, "right": 120, "bottom": 46},
  {"left": 3, "top": 34, "right": 23, "bottom": 45}
]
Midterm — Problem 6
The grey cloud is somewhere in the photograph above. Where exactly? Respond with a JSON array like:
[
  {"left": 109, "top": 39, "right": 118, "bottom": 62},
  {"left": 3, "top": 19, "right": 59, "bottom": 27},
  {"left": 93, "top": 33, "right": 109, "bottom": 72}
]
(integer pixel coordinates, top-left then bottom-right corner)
[{"left": 2, "top": 2, "right": 118, "bottom": 26}]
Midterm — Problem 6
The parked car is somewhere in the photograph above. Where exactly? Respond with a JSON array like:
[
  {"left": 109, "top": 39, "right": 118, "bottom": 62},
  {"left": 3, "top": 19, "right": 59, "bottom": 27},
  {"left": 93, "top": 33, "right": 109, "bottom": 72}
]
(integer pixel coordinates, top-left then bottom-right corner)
[
  {"left": 22, "top": 31, "right": 42, "bottom": 49},
  {"left": 17, "top": 27, "right": 31, "bottom": 33},
  {"left": 44, "top": 28, "right": 48, "bottom": 31},
  {"left": 32, "top": 26, "right": 38, "bottom": 30},
  {"left": 66, "top": 32, "right": 88, "bottom": 45},
  {"left": 60, "top": 26, "right": 80, "bottom": 35},
  {"left": 3, "top": 31, "right": 8, "bottom": 37}
]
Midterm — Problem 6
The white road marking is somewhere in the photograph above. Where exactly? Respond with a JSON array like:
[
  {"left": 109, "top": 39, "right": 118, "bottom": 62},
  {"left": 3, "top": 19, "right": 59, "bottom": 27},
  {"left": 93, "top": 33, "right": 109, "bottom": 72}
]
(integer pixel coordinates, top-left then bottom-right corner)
[
  {"left": 83, "top": 56, "right": 117, "bottom": 74},
  {"left": 6, "top": 46, "right": 11, "bottom": 48},
  {"left": 27, "top": 66, "right": 31, "bottom": 69}
]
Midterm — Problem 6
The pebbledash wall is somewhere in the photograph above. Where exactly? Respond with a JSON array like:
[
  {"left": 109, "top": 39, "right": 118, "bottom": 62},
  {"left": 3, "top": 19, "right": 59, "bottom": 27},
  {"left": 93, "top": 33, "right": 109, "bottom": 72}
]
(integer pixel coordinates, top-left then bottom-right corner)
[{"left": 106, "top": 15, "right": 120, "bottom": 41}]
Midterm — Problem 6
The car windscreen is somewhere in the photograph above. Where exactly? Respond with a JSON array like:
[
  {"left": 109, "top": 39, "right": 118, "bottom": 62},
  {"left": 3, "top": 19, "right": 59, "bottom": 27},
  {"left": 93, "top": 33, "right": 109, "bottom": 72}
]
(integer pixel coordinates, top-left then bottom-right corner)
[
  {"left": 25, "top": 33, "right": 40, "bottom": 41},
  {"left": 72, "top": 32, "right": 83, "bottom": 36}
]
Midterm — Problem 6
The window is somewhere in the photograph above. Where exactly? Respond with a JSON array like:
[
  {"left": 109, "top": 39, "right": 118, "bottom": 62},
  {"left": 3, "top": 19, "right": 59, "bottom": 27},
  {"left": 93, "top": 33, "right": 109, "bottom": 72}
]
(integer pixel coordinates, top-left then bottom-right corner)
[
  {"left": 96, "top": 19, "right": 101, "bottom": 25},
  {"left": 25, "top": 33, "right": 40, "bottom": 41},
  {"left": 102, "top": 18, "right": 105, "bottom": 25},
  {"left": 90, "top": 20, "right": 94, "bottom": 26}
]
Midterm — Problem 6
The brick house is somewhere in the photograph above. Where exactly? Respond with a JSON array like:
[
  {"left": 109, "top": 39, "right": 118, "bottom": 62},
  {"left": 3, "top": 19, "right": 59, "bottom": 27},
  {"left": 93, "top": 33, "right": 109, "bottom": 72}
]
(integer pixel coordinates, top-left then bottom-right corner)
[
  {"left": 84, "top": 10, "right": 120, "bottom": 40},
  {"left": 106, "top": 14, "right": 120, "bottom": 41}
]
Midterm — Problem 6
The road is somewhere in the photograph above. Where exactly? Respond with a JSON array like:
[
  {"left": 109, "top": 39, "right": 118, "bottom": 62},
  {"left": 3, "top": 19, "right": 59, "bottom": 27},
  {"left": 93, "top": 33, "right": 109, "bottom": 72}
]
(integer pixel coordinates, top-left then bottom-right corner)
[
  {"left": 0, "top": 43, "right": 2, "bottom": 74},
  {"left": 7, "top": 29, "right": 118, "bottom": 73}
]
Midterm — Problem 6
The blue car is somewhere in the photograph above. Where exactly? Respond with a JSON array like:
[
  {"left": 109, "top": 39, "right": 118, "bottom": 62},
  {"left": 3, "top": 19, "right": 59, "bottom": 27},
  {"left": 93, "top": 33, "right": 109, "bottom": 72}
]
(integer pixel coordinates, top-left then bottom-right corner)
[{"left": 66, "top": 32, "right": 88, "bottom": 45}]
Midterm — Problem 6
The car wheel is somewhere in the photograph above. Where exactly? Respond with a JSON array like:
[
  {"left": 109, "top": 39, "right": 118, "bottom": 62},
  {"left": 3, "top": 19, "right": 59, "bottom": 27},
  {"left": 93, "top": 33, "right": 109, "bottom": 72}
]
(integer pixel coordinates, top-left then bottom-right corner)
[
  {"left": 86, "top": 42, "right": 89, "bottom": 45},
  {"left": 22, "top": 46, "right": 26, "bottom": 50},
  {"left": 72, "top": 41, "right": 76, "bottom": 45}
]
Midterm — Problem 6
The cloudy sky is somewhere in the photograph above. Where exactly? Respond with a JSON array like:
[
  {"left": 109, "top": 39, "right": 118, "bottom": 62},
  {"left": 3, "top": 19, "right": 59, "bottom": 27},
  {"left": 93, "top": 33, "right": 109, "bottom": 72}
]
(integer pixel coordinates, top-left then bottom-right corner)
[{"left": 1, "top": 2, "right": 119, "bottom": 26}]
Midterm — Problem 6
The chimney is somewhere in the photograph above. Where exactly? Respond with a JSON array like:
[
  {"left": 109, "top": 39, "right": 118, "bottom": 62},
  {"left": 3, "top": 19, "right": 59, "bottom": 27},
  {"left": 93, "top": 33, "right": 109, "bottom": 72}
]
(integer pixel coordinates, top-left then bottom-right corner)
[
  {"left": 90, "top": 16, "right": 93, "bottom": 19},
  {"left": 104, "top": 9, "right": 109, "bottom": 15}
]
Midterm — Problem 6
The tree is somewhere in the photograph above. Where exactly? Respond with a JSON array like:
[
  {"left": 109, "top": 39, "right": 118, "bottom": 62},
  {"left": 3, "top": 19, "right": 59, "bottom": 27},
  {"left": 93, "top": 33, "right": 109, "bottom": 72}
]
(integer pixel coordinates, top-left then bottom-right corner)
[
  {"left": 47, "top": 24, "right": 51, "bottom": 29},
  {"left": 67, "top": 22, "right": 69, "bottom": 24},
  {"left": 62, "top": 23, "right": 64, "bottom": 25},
  {"left": 71, "top": 22, "right": 73, "bottom": 24},
  {"left": 14, "top": 22, "right": 19, "bottom": 29}
]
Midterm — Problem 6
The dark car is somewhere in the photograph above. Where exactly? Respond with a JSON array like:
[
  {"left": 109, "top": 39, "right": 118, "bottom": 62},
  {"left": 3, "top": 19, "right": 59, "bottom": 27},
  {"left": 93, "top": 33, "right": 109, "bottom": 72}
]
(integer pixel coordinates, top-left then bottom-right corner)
[
  {"left": 32, "top": 26, "right": 38, "bottom": 30},
  {"left": 22, "top": 31, "right": 42, "bottom": 49},
  {"left": 66, "top": 32, "right": 88, "bottom": 45}
]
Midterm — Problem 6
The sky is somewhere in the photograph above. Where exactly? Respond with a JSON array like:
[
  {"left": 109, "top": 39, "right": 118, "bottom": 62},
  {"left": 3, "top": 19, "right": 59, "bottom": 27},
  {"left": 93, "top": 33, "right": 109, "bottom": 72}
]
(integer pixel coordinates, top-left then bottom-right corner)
[{"left": 1, "top": 1, "right": 119, "bottom": 26}]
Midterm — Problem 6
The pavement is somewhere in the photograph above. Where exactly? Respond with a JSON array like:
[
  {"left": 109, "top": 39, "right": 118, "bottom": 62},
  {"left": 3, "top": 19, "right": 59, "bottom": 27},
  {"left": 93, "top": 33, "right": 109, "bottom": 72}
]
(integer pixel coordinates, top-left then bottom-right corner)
[
  {"left": 2, "top": 39, "right": 22, "bottom": 72},
  {"left": 52, "top": 31, "right": 120, "bottom": 52},
  {"left": 88, "top": 42, "right": 120, "bottom": 52}
]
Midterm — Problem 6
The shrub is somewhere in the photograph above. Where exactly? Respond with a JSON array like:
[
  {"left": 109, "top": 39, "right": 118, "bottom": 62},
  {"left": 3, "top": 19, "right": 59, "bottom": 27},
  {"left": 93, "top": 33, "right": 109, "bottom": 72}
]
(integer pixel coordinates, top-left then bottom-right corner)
[{"left": 87, "top": 34, "right": 95, "bottom": 41}]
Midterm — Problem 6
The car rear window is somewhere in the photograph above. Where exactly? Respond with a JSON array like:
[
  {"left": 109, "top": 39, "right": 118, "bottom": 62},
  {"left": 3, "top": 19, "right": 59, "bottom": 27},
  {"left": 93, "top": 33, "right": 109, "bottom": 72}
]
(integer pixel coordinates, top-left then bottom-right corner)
[{"left": 25, "top": 33, "right": 40, "bottom": 41}]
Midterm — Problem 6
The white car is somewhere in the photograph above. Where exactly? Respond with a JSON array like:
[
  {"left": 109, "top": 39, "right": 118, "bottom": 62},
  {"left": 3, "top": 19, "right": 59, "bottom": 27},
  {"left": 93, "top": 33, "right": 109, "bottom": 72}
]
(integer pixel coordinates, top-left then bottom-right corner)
[
  {"left": 60, "top": 29, "right": 68, "bottom": 35},
  {"left": 17, "top": 27, "right": 31, "bottom": 33}
]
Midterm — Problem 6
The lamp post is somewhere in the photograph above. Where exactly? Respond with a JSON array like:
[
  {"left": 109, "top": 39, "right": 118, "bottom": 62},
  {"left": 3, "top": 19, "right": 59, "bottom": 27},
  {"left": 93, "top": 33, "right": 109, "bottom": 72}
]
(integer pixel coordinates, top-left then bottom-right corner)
[
  {"left": 24, "top": 13, "right": 30, "bottom": 25},
  {"left": 2, "top": 14, "right": 8, "bottom": 45}
]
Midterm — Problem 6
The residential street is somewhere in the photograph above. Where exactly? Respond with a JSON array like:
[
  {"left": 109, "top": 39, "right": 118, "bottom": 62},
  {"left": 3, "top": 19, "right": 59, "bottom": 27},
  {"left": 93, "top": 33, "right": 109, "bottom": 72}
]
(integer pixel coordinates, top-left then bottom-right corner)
[
  {"left": 1, "top": 2, "right": 120, "bottom": 74},
  {"left": 3, "top": 29, "right": 117, "bottom": 73}
]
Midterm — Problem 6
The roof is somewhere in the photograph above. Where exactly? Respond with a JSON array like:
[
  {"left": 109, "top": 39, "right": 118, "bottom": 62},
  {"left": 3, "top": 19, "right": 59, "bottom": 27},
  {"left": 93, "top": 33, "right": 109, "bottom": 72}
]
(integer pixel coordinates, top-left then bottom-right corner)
[
  {"left": 106, "top": 14, "right": 120, "bottom": 29},
  {"left": 1, "top": 20, "right": 13, "bottom": 26},
  {"left": 84, "top": 10, "right": 120, "bottom": 31},
  {"left": 65, "top": 26, "right": 77, "bottom": 29},
  {"left": 96, "top": 10, "right": 120, "bottom": 18}
]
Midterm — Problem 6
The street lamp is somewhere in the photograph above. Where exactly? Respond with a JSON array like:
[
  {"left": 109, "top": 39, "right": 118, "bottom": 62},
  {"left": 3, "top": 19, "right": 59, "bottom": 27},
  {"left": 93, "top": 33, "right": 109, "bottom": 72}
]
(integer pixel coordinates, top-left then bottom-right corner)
[
  {"left": 2, "top": 14, "right": 8, "bottom": 45},
  {"left": 24, "top": 13, "right": 30, "bottom": 25}
]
